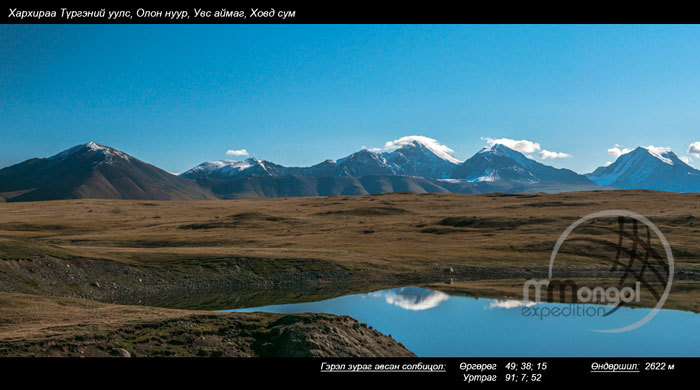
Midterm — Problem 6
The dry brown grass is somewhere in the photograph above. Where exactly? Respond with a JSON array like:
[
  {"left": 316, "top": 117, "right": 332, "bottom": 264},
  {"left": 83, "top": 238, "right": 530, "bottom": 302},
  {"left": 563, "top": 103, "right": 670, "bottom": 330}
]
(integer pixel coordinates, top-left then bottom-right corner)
[
  {"left": 0, "top": 292, "right": 195, "bottom": 341},
  {"left": 0, "top": 190, "right": 698, "bottom": 274}
]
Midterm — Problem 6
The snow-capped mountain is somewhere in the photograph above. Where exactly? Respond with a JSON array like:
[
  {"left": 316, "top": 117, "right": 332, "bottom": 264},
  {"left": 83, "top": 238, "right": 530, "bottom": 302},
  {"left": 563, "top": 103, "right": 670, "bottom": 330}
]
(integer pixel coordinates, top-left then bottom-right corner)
[
  {"left": 181, "top": 140, "right": 461, "bottom": 180},
  {"left": 0, "top": 142, "right": 214, "bottom": 202},
  {"left": 451, "top": 143, "right": 593, "bottom": 186},
  {"left": 302, "top": 149, "right": 397, "bottom": 177},
  {"left": 180, "top": 158, "right": 287, "bottom": 179},
  {"left": 181, "top": 149, "right": 400, "bottom": 179},
  {"left": 587, "top": 146, "right": 700, "bottom": 192},
  {"left": 300, "top": 140, "right": 461, "bottom": 178},
  {"left": 51, "top": 141, "right": 133, "bottom": 164},
  {"left": 382, "top": 139, "right": 460, "bottom": 179}
]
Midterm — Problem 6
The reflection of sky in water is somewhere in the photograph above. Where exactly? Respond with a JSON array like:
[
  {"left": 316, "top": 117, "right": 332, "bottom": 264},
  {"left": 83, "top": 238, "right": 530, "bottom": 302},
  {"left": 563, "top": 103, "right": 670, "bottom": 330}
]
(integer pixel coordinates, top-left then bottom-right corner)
[
  {"left": 382, "top": 287, "right": 450, "bottom": 310},
  {"left": 488, "top": 299, "right": 537, "bottom": 309},
  {"left": 223, "top": 286, "right": 700, "bottom": 357}
]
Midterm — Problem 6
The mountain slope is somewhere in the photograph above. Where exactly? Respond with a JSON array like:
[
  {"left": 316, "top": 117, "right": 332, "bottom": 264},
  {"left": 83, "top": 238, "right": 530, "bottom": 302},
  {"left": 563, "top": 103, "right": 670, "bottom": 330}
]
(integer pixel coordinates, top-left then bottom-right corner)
[
  {"left": 194, "top": 174, "right": 453, "bottom": 199},
  {"left": 382, "top": 139, "right": 459, "bottom": 179},
  {"left": 303, "top": 149, "right": 397, "bottom": 177},
  {"left": 180, "top": 158, "right": 288, "bottom": 179},
  {"left": 587, "top": 147, "right": 700, "bottom": 192},
  {"left": 451, "top": 144, "right": 595, "bottom": 189},
  {"left": 0, "top": 142, "right": 215, "bottom": 202}
]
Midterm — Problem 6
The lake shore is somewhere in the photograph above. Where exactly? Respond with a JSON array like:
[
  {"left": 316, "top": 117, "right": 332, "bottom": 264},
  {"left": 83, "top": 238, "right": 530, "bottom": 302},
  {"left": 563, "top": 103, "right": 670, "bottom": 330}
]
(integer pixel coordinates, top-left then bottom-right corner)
[{"left": 0, "top": 292, "right": 414, "bottom": 357}]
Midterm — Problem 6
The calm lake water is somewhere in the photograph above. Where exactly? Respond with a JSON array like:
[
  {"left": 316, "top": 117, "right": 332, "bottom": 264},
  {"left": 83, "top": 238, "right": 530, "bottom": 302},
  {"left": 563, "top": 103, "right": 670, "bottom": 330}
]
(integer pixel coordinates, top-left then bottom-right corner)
[{"left": 222, "top": 286, "right": 700, "bottom": 357}]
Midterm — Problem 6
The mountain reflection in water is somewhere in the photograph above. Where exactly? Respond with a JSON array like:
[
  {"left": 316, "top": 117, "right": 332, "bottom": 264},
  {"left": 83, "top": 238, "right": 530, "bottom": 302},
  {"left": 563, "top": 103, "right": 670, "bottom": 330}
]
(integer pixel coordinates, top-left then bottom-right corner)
[
  {"left": 223, "top": 286, "right": 700, "bottom": 357},
  {"left": 378, "top": 287, "right": 450, "bottom": 311}
]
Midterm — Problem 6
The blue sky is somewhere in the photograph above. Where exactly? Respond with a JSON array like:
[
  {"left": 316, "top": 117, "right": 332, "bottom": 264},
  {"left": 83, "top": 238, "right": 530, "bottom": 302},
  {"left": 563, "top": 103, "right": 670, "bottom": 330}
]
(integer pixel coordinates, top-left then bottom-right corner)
[{"left": 2, "top": 24, "right": 700, "bottom": 173}]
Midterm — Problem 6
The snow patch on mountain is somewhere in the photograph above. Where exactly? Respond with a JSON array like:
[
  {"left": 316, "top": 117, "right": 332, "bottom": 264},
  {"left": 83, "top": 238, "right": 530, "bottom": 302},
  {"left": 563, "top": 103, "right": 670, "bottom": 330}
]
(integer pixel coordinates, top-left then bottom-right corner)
[
  {"left": 468, "top": 172, "right": 498, "bottom": 183},
  {"left": 49, "top": 142, "right": 131, "bottom": 164},
  {"left": 482, "top": 137, "right": 541, "bottom": 154},
  {"left": 383, "top": 136, "right": 461, "bottom": 164},
  {"left": 382, "top": 138, "right": 460, "bottom": 179},
  {"left": 182, "top": 158, "right": 272, "bottom": 177},
  {"left": 453, "top": 143, "right": 590, "bottom": 186},
  {"left": 645, "top": 146, "right": 674, "bottom": 165}
]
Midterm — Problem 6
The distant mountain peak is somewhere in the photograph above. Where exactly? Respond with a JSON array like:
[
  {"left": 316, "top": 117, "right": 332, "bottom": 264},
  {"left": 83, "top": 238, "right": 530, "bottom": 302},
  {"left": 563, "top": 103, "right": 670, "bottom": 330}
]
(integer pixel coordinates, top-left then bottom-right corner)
[
  {"left": 452, "top": 143, "right": 591, "bottom": 186},
  {"left": 85, "top": 141, "right": 105, "bottom": 149},
  {"left": 386, "top": 136, "right": 461, "bottom": 164},
  {"left": 379, "top": 137, "right": 461, "bottom": 179},
  {"left": 479, "top": 143, "right": 528, "bottom": 157},
  {"left": 630, "top": 146, "right": 681, "bottom": 166},
  {"left": 0, "top": 142, "right": 213, "bottom": 201},
  {"left": 476, "top": 143, "right": 537, "bottom": 170},
  {"left": 179, "top": 157, "right": 287, "bottom": 179},
  {"left": 587, "top": 146, "right": 700, "bottom": 192},
  {"left": 337, "top": 149, "right": 387, "bottom": 164},
  {"left": 49, "top": 142, "right": 131, "bottom": 164},
  {"left": 614, "top": 146, "right": 689, "bottom": 167},
  {"left": 480, "top": 143, "right": 513, "bottom": 153}
]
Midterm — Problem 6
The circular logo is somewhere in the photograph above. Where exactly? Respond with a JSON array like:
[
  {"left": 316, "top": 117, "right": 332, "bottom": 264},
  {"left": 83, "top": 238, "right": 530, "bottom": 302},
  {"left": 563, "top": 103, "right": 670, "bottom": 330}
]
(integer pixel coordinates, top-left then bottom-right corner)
[{"left": 548, "top": 210, "right": 674, "bottom": 333}]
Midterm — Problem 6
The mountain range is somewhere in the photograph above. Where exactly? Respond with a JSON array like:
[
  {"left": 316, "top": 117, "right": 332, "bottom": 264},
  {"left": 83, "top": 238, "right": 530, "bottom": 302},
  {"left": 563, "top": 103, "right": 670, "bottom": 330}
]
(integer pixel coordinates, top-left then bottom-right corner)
[
  {"left": 586, "top": 146, "right": 700, "bottom": 192},
  {"left": 180, "top": 139, "right": 460, "bottom": 180},
  {"left": 1, "top": 139, "right": 698, "bottom": 202}
]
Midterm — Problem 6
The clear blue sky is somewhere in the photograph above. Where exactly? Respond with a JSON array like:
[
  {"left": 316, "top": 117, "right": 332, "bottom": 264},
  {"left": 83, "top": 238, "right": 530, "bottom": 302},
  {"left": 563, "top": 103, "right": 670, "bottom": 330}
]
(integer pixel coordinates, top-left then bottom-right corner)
[{"left": 2, "top": 25, "right": 700, "bottom": 173}]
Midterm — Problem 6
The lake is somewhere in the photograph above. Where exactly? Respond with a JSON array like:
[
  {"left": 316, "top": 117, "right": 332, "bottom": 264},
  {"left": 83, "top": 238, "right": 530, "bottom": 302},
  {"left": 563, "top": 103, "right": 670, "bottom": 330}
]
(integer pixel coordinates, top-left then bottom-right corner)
[{"left": 221, "top": 286, "right": 700, "bottom": 357}]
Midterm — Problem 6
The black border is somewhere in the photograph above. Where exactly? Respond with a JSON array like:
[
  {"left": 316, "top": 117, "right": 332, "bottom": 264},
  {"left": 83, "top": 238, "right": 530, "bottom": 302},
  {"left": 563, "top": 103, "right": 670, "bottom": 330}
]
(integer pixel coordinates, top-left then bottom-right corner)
[
  {"left": 2, "top": 5, "right": 696, "bottom": 24},
  {"left": 2, "top": 357, "right": 695, "bottom": 385}
]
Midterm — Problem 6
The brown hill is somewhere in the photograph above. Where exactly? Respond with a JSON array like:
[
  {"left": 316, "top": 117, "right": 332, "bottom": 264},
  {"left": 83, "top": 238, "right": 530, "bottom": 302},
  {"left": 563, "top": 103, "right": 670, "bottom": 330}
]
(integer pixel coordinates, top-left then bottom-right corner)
[{"left": 0, "top": 142, "right": 214, "bottom": 202}]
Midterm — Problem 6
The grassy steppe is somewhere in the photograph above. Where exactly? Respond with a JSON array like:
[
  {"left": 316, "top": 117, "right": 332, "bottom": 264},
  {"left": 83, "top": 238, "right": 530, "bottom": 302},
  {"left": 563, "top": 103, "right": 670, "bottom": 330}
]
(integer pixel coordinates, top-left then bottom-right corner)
[
  {"left": 1, "top": 190, "right": 698, "bottom": 356},
  {"left": 1, "top": 190, "right": 698, "bottom": 275}
]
